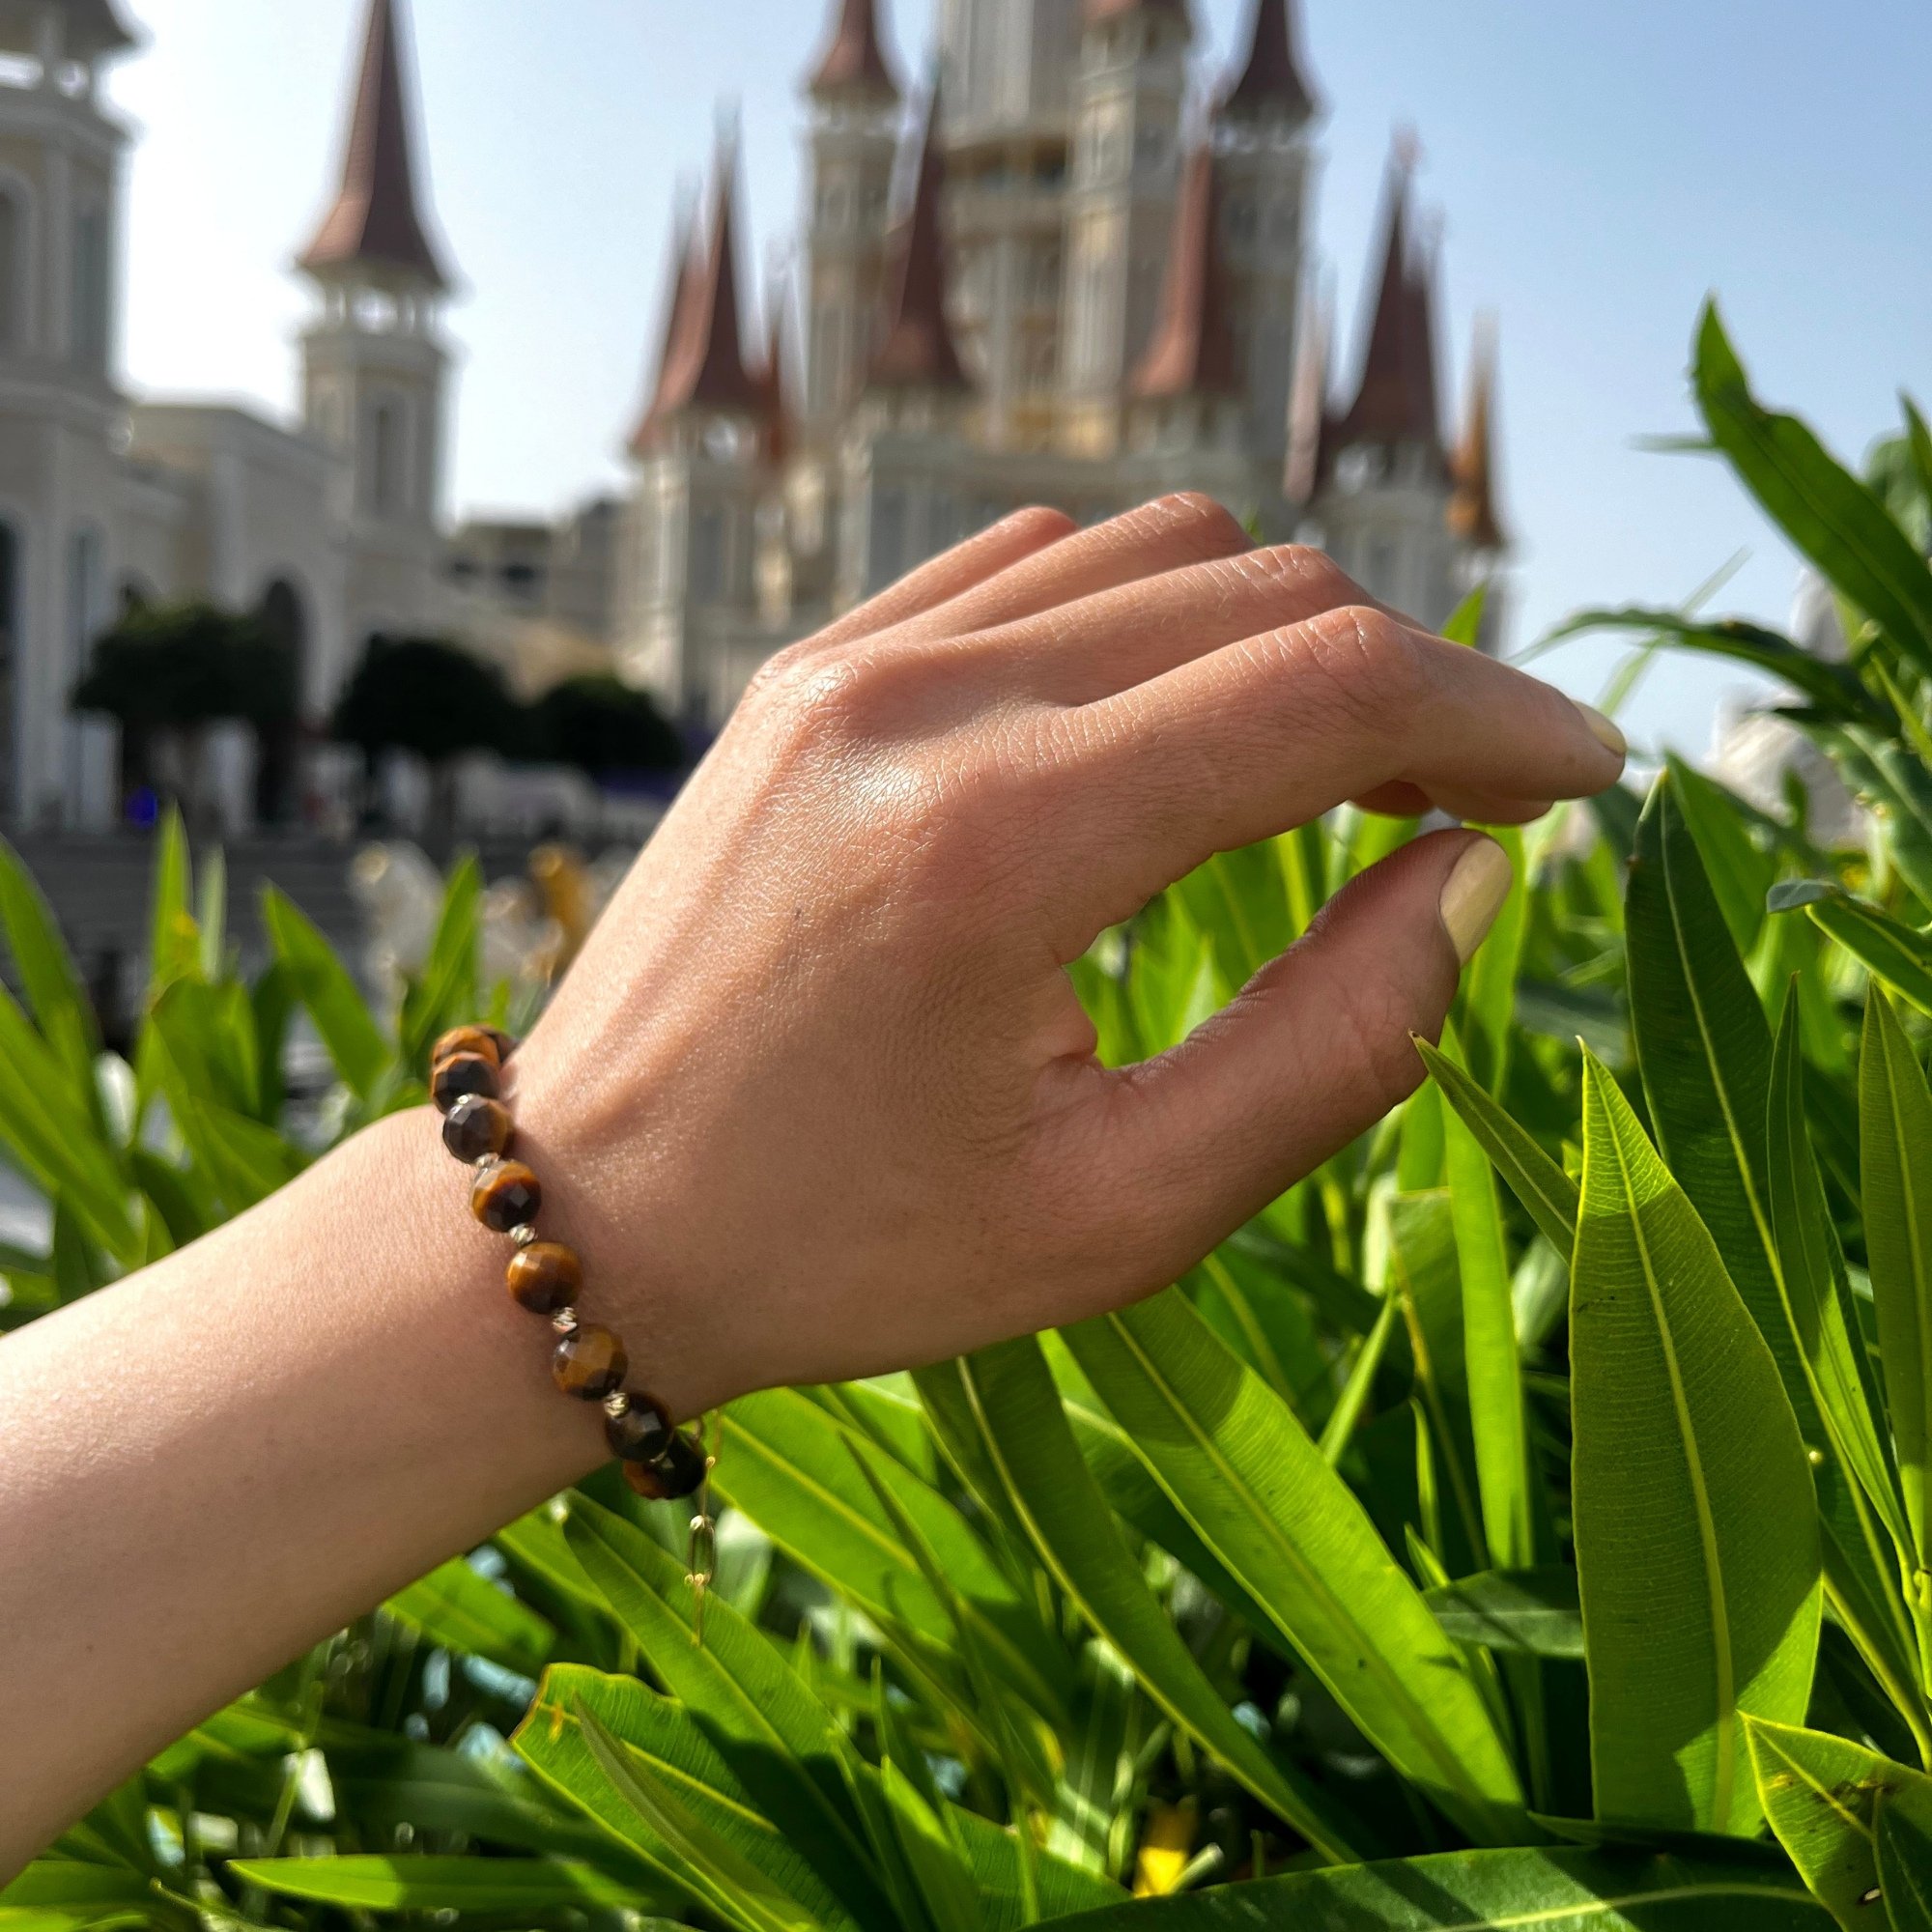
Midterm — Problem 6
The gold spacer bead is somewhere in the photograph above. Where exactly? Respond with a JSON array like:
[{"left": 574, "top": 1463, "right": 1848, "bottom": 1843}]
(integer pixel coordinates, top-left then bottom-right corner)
[
  {"left": 508, "top": 1222, "right": 539, "bottom": 1248},
  {"left": 604, "top": 1391, "right": 632, "bottom": 1419},
  {"left": 551, "top": 1306, "right": 580, "bottom": 1336}
]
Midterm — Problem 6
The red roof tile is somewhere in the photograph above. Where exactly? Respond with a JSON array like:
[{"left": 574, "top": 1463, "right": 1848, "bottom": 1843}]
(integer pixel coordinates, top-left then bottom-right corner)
[
  {"left": 1085, "top": 0, "right": 1191, "bottom": 25},
  {"left": 1131, "top": 146, "right": 1240, "bottom": 400},
  {"left": 298, "top": 0, "right": 450, "bottom": 290},
  {"left": 1448, "top": 321, "right": 1508, "bottom": 550},
  {"left": 1221, "top": 0, "right": 1318, "bottom": 122},
  {"left": 808, "top": 0, "right": 900, "bottom": 99},
  {"left": 1332, "top": 156, "right": 1442, "bottom": 454},
  {"left": 870, "top": 92, "right": 968, "bottom": 391}
]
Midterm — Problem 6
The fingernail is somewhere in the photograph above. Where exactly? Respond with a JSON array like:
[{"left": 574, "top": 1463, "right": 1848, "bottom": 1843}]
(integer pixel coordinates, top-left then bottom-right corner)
[
  {"left": 1440, "top": 838, "right": 1514, "bottom": 965},
  {"left": 1574, "top": 700, "right": 1627, "bottom": 761}
]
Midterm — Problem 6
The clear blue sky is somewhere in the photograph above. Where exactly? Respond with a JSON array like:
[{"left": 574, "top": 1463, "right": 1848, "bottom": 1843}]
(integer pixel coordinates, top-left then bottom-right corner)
[{"left": 106, "top": 1, "right": 1932, "bottom": 758}]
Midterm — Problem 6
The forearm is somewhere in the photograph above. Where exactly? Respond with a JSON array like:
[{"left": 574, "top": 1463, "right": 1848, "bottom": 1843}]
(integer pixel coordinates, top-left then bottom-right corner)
[{"left": 0, "top": 1107, "right": 642, "bottom": 1873}]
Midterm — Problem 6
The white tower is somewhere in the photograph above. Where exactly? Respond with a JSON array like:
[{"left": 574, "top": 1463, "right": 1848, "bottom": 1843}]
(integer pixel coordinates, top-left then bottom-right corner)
[
  {"left": 1213, "top": 0, "right": 1318, "bottom": 469},
  {"left": 1057, "top": 0, "right": 1191, "bottom": 456},
  {"left": 938, "top": 0, "right": 1084, "bottom": 447},
  {"left": 0, "top": 0, "right": 134, "bottom": 824},
  {"left": 297, "top": 0, "right": 455, "bottom": 693},
  {"left": 802, "top": 0, "right": 902, "bottom": 431}
]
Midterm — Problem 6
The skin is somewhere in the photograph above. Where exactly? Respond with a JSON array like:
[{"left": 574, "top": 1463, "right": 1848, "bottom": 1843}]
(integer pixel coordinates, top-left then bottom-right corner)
[{"left": 0, "top": 496, "right": 1625, "bottom": 1871}]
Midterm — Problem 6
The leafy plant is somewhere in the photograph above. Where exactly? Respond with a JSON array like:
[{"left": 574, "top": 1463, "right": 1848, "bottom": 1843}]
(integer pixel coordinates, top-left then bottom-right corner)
[{"left": 11, "top": 304, "right": 1932, "bottom": 1925}]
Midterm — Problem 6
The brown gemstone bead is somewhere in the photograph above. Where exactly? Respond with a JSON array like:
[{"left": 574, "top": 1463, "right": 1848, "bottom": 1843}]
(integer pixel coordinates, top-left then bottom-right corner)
[
  {"left": 471, "top": 1159, "right": 542, "bottom": 1232},
  {"left": 441, "top": 1093, "right": 512, "bottom": 1163},
  {"left": 431, "top": 1025, "right": 503, "bottom": 1072},
  {"left": 507, "top": 1240, "right": 582, "bottom": 1316},
  {"left": 478, "top": 1025, "right": 518, "bottom": 1065},
  {"left": 554, "top": 1322, "right": 627, "bottom": 1401},
  {"left": 433, "top": 1052, "right": 498, "bottom": 1115},
  {"left": 621, "top": 1429, "right": 708, "bottom": 1501},
  {"left": 606, "top": 1391, "right": 675, "bottom": 1463}
]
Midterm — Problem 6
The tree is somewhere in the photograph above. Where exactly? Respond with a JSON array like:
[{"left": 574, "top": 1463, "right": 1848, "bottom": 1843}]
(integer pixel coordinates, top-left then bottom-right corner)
[
  {"left": 530, "top": 673, "right": 684, "bottom": 779},
  {"left": 73, "top": 599, "right": 296, "bottom": 826},
  {"left": 330, "top": 634, "right": 520, "bottom": 834}
]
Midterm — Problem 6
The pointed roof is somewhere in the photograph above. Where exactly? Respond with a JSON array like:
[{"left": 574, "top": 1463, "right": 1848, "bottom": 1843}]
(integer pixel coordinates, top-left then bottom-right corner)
[
  {"left": 870, "top": 90, "right": 968, "bottom": 391},
  {"left": 1448, "top": 321, "right": 1508, "bottom": 551},
  {"left": 1221, "top": 0, "right": 1318, "bottom": 123},
  {"left": 759, "top": 271, "right": 794, "bottom": 463},
  {"left": 629, "top": 189, "right": 700, "bottom": 452},
  {"left": 1284, "top": 292, "right": 1332, "bottom": 504},
  {"left": 807, "top": 0, "right": 900, "bottom": 99},
  {"left": 631, "top": 141, "right": 764, "bottom": 446},
  {"left": 1333, "top": 151, "right": 1442, "bottom": 454},
  {"left": 1131, "top": 146, "right": 1240, "bottom": 400},
  {"left": 298, "top": 0, "right": 450, "bottom": 290}
]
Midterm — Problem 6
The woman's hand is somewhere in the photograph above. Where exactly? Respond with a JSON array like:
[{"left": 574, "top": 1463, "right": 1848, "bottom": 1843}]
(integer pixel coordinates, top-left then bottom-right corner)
[{"left": 516, "top": 494, "right": 1625, "bottom": 1415}]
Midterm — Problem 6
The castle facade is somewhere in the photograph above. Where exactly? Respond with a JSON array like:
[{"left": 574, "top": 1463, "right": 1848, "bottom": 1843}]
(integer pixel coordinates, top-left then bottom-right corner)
[{"left": 0, "top": 0, "right": 1506, "bottom": 830}]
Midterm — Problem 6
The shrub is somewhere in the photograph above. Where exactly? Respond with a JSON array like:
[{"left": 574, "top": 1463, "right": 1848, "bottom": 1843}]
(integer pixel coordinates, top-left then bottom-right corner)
[{"left": 8, "top": 304, "right": 1932, "bottom": 1924}]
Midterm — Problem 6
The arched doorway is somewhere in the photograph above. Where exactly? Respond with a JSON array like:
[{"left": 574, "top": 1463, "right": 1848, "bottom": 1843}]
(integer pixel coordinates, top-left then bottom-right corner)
[
  {"left": 0, "top": 520, "right": 16, "bottom": 824},
  {"left": 253, "top": 577, "right": 307, "bottom": 827}
]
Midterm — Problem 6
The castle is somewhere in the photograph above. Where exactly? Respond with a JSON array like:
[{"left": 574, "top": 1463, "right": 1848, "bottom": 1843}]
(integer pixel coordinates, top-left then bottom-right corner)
[{"left": 0, "top": 0, "right": 1507, "bottom": 831}]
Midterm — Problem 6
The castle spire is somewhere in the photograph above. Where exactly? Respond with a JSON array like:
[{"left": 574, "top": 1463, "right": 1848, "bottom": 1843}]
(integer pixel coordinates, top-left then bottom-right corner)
[
  {"left": 298, "top": 0, "right": 450, "bottom": 290},
  {"left": 1448, "top": 320, "right": 1508, "bottom": 551},
  {"left": 1221, "top": 0, "right": 1317, "bottom": 123},
  {"left": 870, "top": 88, "right": 967, "bottom": 390},
  {"left": 633, "top": 135, "right": 762, "bottom": 445},
  {"left": 1131, "top": 145, "right": 1239, "bottom": 399},
  {"left": 630, "top": 187, "right": 700, "bottom": 451},
  {"left": 807, "top": 0, "right": 900, "bottom": 100},
  {"left": 1333, "top": 144, "right": 1440, "bottom": 453}
]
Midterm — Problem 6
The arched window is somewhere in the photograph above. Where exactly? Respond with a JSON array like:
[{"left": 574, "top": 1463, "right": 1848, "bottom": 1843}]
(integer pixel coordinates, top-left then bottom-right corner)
[{"left": 0, "top": 187, "right": 22, "bottom": 349}]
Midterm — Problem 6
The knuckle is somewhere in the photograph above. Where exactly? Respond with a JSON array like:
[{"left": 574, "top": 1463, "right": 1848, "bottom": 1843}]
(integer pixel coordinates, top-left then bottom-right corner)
[
  {"left": 1236, "top": 541, "right": 1355, "bottom": 605},
  {"left": 1138, "top": 491, "right": 1251, "bottom": 558},
  {"left": 1280, "top": 604, "right": 1423, "bottom": 726},
  {"left": 1001, "top": 504, "right": 1079, "bottom": 549}
]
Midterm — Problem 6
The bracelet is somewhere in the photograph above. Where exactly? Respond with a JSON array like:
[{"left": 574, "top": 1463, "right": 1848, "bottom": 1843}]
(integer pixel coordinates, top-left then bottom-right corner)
[{"left": 429, "top": 1027, "right": 717, "bottom": 1625}]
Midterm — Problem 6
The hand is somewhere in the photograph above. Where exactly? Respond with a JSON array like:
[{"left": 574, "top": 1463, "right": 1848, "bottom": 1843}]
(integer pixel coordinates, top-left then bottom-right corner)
[{"left": 514, "top": 496, "right": 1624, "bottom": 1415}]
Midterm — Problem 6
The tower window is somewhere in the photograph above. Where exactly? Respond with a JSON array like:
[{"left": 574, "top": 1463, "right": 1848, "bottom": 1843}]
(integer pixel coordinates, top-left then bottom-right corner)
[
  {"left": 370, "top": 399, "right": 404, "bottom": 514},
  {"left": 0, "top": 187, "right": 22, "bottom": 348},
  {"left": 71, "top": 204, "right": 109, "bottom": 371}
]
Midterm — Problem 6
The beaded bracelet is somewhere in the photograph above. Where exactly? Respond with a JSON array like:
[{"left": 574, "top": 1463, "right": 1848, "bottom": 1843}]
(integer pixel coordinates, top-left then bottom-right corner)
[{"left": 429, "top": 1026, "right": 717, "bottom": 1634}]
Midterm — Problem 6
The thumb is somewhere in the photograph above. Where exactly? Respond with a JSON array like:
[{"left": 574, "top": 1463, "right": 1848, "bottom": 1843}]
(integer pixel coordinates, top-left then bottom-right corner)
[{"left": 1061, "top": 829, "right": 1512, "bottom": 1307}]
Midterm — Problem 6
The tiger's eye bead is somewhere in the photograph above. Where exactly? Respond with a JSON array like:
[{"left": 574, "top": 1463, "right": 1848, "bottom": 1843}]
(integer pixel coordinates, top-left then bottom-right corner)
[
  {"left": 507, "top": 1240, "right": 581, "bottom": 1316},
  {"left": 471, "top": 1159, "right": 541, "bottom": 1232},
  {"left": 442, "top": 1093, "right": 512, "bottom": 1163},
  {"left": 431, "top": 1025, "right": 502, "bottom": 1072},
  {"left": 606, "top": 1390, "right": 675, "bottom": 1463},
  {"left": 478, "top": 1026, "right": 517, "bottom": 1065},
  {"left": 433, "top": 1052, "right": 498, "bottom": 1115},
  {"left": 621, "top": 1430, "right": 709, "bottom": 1501},
  {"left": 554, "top": 1323, "right": 627, "bottom": 1401}
]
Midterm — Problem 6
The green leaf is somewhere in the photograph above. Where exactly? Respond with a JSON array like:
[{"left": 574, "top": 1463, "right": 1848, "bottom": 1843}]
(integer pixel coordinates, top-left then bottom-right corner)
[
  {"left": 1048, "top": 1845, "right": 1832, "bottom": 1929},
  {"left": 880, "top": 1760, "right": 983, "bottom": 1932},
  {"left": 514, "top": 1663, "right": 858, "bottom": 1926},
  {"left": 1664, "top": 755, "right": 1775, "bottom": 960},
  {"left": 1776, "top": 884, "right": 1932, "bottom": 1020},
  {"left": 1440, "top": 1026, "right": 1535, "bottom": 1574},
  {"left": 714, "top": 1385, "right": 1070, "bottom": 1719},
  {"left": 1747, "top": 1717, "right": 1932, "bottom": 1932},
  {"left": 397, "top": 856, "right": 483, "bottom": 1074},
  {"left": 1459, "top": 825, "right": 1530, "bottom": 1094},
  {"left": 0, "top": 838, "right": 99, "bottom": 1099},
  {"left": 1546, "top": 606, "right": 1880, "bottom": 722},
  {"left": 574, "top": 1700, "right": 824, "bottom": 1932},
  {"left": 0, "top": 1870, "right": 156, "bottom": 1914},
  {"left": 223, "top": 1855, "right": 641, "bottom": 1912},
  {"left": 1059, "top": 1295, "right": 1527, "bottom": 1838},
  {"left": 1694, "top": 300, "right": 1932, "bottom": 674},
  {"left": 559, "top": 1494, "right": 895, "bottom": 1928},
  {"left": 1771, "top": 991, "right": 1912, "bottom": 1577},
  {"left": 1877, "top": 1780, "right": 1932, "bottom": 1931},
  {"left": 1425, "top": 1570, "right": 1583, "bottom": 1661},
  {"left": 146, "top": 809, "right": 197, "bottom": 994},
  {"left": 0, "top": 985, "right": 135, "bottom": 1260},
  {"left": 931, "top": 1342, "right": 1364, "bottom": 1861},
  {"left": 384, "top": 1554, "right": 555, "bottom": 1680},
  {"left": 1440, "top": 582, "right": 1489, "bottom": 647},
  {"left": 1860, "top": 988, "right": 1932, "bottom": 1580},
  {"left": 1572, "top": 1055, "right": 1822, "bottom": 1834},
  {"left": 1415, "top": 1037, "right": 1578, "bottom": 1255},
  {"left": 261, "top": 886, "right": 389, "bottom": 1103}
]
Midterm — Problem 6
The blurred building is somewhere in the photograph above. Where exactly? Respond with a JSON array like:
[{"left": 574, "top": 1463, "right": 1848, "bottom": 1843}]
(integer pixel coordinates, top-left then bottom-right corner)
[
  {"left": 0, "top": 0, "right": 1513, "bottom": 827},
  {"left": 625, "top": 0, "right": 1513, "bottom": 721}
]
